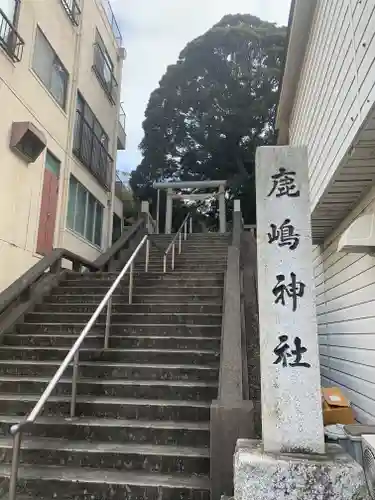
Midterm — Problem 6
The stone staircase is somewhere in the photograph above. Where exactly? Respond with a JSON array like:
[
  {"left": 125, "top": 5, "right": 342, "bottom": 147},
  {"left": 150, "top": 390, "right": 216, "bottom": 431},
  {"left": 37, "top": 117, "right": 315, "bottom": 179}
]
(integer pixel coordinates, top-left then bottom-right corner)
[{"left": 0, "top": 233, "right": 229, "bottom": 499}]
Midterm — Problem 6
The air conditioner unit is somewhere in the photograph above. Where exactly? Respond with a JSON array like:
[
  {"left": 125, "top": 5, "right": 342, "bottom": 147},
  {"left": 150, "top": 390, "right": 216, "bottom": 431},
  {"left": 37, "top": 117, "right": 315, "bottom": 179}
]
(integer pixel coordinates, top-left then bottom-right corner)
[
  {"left": 362, "top": 434, "right": 375, "bottom": 499},
  {"left": 9, "top": 121, "right": 47, "bottom": 164}
]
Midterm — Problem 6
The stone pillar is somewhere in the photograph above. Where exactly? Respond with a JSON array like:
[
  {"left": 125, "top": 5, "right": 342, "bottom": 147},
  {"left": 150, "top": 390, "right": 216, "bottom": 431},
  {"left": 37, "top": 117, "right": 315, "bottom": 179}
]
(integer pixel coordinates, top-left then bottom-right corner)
[
  {"left": 232, "top": 199, "right": 242, "bottom": 248},
  {"left": 165, "top": 188, "right": 173, "bottom": 234},
  {"left": 256, "top": 146, "right": 324, "bottom": 454},
  {"left": 141, "top": 201, "right": 149, "bottom": 214},
  {"left": 141, "top": 201, "right": 151, "bottom": 233},
  {"left": 219, "top": 184, "right": 226, "bottom": 234},
  {"left": 232, "top": 145, "right": 368, "bottom": 500}
]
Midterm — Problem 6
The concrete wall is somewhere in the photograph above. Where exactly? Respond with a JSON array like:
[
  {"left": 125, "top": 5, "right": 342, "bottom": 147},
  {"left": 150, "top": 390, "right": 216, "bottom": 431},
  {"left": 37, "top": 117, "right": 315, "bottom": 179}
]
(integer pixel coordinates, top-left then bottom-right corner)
[
  {"left": 314, "top": 184, "right": 375, "bottom": 424},
  {"left": 0, "top": 0, "right": 124, "bottom": 292},
  {"left": 289, "top": 0, "right": 375, "bottom": 211},
  {"left": 113, "top": 195, "right": 123, "bottom": 218}
]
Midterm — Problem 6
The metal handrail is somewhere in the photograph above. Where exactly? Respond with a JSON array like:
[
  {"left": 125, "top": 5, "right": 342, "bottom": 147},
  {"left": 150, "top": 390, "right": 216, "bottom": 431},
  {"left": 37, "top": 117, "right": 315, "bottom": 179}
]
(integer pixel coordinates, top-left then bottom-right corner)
[
  {"left": 8, "top": 234, "right": 151, "bottom": 500},
  {"left": 163, "top": 214, "right": 193, "bottom": 273}
]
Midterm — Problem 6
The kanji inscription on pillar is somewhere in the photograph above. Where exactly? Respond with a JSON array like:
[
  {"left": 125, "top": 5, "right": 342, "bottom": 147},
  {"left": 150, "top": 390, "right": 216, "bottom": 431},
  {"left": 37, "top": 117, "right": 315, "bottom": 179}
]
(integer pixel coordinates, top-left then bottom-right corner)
[{"left": 256, "top": 146, "right": 324, "bottom": 455}]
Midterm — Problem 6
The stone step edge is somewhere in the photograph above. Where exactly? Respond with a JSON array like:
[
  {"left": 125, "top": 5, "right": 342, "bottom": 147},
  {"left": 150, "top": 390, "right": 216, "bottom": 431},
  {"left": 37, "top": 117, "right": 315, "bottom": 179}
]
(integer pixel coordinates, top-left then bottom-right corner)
[
  {"left": 40, "top": 303, "right": 223, "bottom": 307},
  {"left": 0, "top": 464, "right": 210, "bottom": 490},
  {"left": 0, "top": 360, "right": 218, "bottom": 370},
  {"left": 6, "top": 334, "right": 221, "bottom": 340},
  {"left": 48, "top": 294, "right": 223, "bottom": 298},
  {"left": 19, "top": 323, "right": 222, "bottom": 327},
  {"left": 0, "top": 415, "right": 210, "bottom": 432},
  {"left": 0, "top": 375, "right": 218, "bottom": 388},
  {"left": 0, "top": 394, "right": 212, "bottom": 408},
  {"left": 0, "top": 347, "right": 220, "bottom": 355},
  {"left": 26, "top": 312, "right": 223, "bottom": 317},
  {"left": 0, "top": 436, "right": 210, "bottom": 458}
]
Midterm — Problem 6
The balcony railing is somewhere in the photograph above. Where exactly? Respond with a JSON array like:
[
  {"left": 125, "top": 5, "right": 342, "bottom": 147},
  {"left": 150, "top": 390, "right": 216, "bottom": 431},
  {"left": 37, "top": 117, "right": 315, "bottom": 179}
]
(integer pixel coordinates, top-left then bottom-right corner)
[
  {"left": 0, "top": 8, "right": 24, "bottom": 62},
  {"left": 101, "top": 0, "right": 122, "bottom": 46},
  {"left": 73, "top": 110, "right": 113, "bottom": 190},
  {"left": 92, "top": 42, "right": 118, "bottom": 104},
  {"left": 119, "top": 103, "right": 126, "bottom": 132},
  {"left": 117, "top": 103, "right": 126, "bottom": 150},
  {"left": 115, "top": 172, "right": 124, "bottom": 200},
  {"left": 60, "top": 0, "right": 81, "bottom": 26}
]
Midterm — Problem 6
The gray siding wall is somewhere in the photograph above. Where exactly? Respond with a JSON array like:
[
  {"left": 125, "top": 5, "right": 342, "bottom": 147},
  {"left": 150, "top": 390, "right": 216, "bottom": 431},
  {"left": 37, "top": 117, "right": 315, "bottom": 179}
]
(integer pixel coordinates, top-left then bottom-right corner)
[{"left": 315, "top": 184, "right": 375, "bottom": 423}]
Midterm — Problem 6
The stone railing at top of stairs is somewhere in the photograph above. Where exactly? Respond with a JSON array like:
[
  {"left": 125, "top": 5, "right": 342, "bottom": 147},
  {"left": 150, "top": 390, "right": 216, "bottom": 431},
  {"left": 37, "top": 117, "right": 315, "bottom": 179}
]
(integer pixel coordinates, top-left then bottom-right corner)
[{"left": 0, "top": 216, "right": 149, "bottom": 338}]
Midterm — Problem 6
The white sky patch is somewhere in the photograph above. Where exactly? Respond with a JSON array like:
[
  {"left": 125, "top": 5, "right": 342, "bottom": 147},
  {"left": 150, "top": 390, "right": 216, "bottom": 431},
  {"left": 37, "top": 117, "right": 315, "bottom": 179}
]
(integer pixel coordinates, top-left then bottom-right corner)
[{"left": 111, "top": 0, "right": 291, "bottom": 173}]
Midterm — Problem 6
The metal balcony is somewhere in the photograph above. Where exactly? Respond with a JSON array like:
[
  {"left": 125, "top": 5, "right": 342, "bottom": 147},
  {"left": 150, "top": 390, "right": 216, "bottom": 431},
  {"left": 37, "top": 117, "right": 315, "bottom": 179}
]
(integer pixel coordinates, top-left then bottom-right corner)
[
  {"left": 60, "top": 0, "right": 81, "bottom": 26},
  {"left": 117, "top": 103, "right": 126, "bottom": 150},
  {"left": 92, "top": 42, "right": 118, "bottom": 104},
  {"left": 115, "top": 172, "right": 125, "bottom": 200},
  {"left": 0, "top": 8, "right": 24, "bottom": 62},
  {"left": 73, "top": 110, "right": 113, "bottom": 190},
  {"left": 101, "top": 0, "right": 122, "bottom": 46}
]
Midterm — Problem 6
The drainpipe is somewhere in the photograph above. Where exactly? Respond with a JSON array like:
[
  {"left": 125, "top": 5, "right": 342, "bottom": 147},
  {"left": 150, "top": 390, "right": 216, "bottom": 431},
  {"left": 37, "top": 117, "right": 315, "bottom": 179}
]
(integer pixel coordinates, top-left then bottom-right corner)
[
  {"left": 106, "top": 46, "right": 126, "bottom": 249},
  {"left": 57, "top": 1, "right": 85, "bottom": 246}
]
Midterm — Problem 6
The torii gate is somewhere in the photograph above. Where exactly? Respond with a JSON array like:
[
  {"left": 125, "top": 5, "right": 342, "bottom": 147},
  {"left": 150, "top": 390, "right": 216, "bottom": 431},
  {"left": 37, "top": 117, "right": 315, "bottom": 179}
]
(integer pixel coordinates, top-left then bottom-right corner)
[{"left": 153, "top": 180, "right": 227, "bottom": 234}]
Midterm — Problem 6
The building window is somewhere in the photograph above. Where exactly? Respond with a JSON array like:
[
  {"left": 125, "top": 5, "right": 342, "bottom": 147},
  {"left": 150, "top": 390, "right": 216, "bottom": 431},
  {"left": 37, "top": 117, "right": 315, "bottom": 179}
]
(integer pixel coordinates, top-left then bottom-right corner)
[
  {"left": 92, "top": 30, "right": 118, "bottom": 104},
  {"left": 73, "top": 92, "right": 113, "bottom": 189},
  {"left": 67, "top": 175, "right": 103, "bottom": 247},
  {"left": 32, "top": 27, "right": 69, "bottom": 109},
  {"left": 0, "top": 0, "right": 24, "bottom": 61},
  {"left": 60, "top": 0, "right": 81, "bottom": 26}
]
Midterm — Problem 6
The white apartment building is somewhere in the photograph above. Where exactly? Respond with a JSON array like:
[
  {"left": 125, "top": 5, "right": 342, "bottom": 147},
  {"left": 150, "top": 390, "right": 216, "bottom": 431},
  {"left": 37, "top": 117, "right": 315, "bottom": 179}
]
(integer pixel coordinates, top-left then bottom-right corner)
[
  {"left": 0, "top": 0, "right": 126, "bottom": 292},
  {"left": 277, "top": 0, "right": 375, "bottom": 423}
]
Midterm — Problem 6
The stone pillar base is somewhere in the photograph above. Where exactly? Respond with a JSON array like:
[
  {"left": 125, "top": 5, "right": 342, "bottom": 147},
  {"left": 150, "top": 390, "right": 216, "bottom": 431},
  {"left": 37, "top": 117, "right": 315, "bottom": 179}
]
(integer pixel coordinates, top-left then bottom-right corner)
[{"left": 234, "top": 439, "right": 369, "bottom": 500}]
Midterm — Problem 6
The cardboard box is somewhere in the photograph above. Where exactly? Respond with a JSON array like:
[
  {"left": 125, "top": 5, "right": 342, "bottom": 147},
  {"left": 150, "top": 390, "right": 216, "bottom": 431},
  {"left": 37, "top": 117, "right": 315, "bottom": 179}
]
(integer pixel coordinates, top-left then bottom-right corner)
[{"left": 322, "top": 387, "right": 355, "bottom": 426}]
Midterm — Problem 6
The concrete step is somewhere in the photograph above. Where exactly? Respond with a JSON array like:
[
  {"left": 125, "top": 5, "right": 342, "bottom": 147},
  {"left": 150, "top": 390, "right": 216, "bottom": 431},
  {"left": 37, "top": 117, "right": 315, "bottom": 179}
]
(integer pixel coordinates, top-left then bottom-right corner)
[
  {"left": 64, "top": 271, "right": 224, "bottom": 281},
  {"left": 0, "top": 464, "right": 210, "bottom": 500},
  {"left": 34, "top": 303, "right": 223, "bottom": 315},
  {"left": 25, "top": 312, "right": 223, "bottom": 326},
  {"left": 45, "top": 293, "right": 223, "bottom": 304},
  {"left": 0, "top": 360, "right": 219, "bottom": 381},
  {"left": 4, "top": 334, "right": 221, "bottom": 350},
  {"left": 136, "top": 254, "right": 227, "bottom": 261},
  {"left": 0, "top": 415, "right": 210, "bottom": 447},
  {"left": 0, "top": 376, "right": 218, "bottom": 401},
  {"left": 54, "top": 285, "right": 224, "bottom": 296},
  {"left": 16, "top": 323, "right": 222, "bottom": 337},
  {"left": 0, "top": 346, "right": 220, "bottom": 365},
  {"left": 0, "top": 436, "right": 210, "bottom": 474},
  {"left": 135, "top": 264, "right": 227, "bottom": 272},
  {"left": 59, "top": 276, "right": 224, "bottom": 287},
  {"left": 0, "top": 394, "right": 211, "bottom": 420}
]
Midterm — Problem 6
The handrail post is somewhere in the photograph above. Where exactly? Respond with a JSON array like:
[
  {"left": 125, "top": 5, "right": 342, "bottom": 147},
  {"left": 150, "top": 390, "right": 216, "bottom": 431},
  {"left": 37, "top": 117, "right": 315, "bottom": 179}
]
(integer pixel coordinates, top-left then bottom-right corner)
[
  {"left": 178, "top": 231, "right": 182, "bottom": 254},
  {"left": 145, "top": 238, "right": 150, "bottom": 272},
  {"left": 104, "top": 297, "right": 112, "bottom": 349},
  {"left": 163, "top": 255, "right": 167, "bottom": 273},
  {"left": 70, "top": 351, "right": 79, "bottom": 418},
  {"left": 129, "top": 262, "right": 134, "bottom": 304},
  {"left": 189, "top": 217, "right": 193, "bottom": 234},
  {"left": 184, "top": 221, "right": 187, "bottom": 240},
  {"left": 172, "top": 242, "right": 175, "bottom": 271},
  {"left": 9, "top": 430, "right": 21, "bottom": 500}
]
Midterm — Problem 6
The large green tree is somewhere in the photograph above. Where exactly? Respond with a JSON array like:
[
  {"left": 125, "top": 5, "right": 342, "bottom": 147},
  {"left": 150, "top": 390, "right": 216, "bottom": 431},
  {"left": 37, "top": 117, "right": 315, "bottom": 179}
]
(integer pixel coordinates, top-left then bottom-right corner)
[{"left": 130, "top": 14, "right": 286, "bottom": 225}]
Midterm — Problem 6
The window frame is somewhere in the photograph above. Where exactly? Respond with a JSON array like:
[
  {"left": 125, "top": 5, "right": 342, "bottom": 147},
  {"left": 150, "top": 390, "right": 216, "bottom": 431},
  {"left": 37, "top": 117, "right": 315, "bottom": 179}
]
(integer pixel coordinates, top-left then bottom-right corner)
[
  {"left": 92, "top": 29, "right": 117, "bottom": 104},
  {"left": 32, "top": 26, "right": 69, "bottom": 109},
  {"left": 73, "top": 92, "right": 112, "bottom": 190},
  {"left": 67, "top": 175, "right": 104, "bottom": 248}
]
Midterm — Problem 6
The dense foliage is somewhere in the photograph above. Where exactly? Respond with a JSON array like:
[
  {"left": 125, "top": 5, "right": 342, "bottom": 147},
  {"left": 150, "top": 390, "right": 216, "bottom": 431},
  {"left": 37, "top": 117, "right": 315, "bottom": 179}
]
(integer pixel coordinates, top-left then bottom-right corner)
[{"left": 130, "top": 14, "right": 286, "bottom": 227}]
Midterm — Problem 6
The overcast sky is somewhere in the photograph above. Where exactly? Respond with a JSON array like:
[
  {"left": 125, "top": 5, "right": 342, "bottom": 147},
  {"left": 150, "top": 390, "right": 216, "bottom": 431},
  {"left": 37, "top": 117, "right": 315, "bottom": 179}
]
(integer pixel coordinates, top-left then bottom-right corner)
[{"left": 112, "top": 0, "right": 291, "bottom": 175}]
